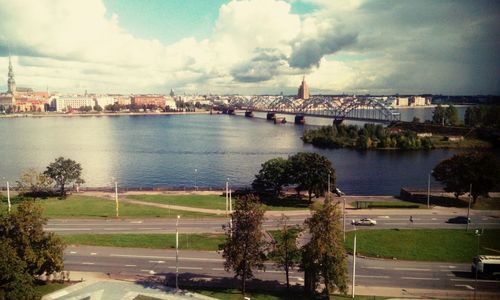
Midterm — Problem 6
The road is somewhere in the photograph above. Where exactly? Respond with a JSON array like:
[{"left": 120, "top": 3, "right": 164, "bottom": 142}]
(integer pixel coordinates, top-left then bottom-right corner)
[
  {"left": 64, "top": 245, "right": 500, "bottom": 295},
  {"left": 46, "top": 213, "right": 500, "bottom": 234}
]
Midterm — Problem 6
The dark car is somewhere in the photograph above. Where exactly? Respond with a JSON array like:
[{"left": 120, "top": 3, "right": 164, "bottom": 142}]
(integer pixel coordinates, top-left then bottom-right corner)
[{"left": 446, "top": 216, "right": 471, "bottom": 224}]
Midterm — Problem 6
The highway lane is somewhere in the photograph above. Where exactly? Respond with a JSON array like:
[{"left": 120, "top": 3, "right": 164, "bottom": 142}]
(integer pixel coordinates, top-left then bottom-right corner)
[
  {"left": 64, "top": 245, "right": 500, "bottom": 294},
  {"left": 46, "top": 214, "right": 500, "bottom": 234}
]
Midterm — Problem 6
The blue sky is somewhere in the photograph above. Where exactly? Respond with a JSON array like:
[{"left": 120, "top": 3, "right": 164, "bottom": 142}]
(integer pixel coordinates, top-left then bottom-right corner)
[{"left": 0, "top": 0, "right": 498, "bottom": 95}]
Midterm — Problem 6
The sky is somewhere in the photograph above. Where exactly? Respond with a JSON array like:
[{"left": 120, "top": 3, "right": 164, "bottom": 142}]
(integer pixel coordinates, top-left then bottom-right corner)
[{"left": 0, "top": 0, "right": 498, "bottom": 95}]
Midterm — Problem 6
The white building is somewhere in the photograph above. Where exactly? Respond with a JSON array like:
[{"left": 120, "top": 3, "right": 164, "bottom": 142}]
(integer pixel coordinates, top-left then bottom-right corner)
[
  {"left": 95, "top": 96, "right": 116, "bottom": 108},
  {"left": 52, "top": 96, "right": 94, "bottom": 112}
]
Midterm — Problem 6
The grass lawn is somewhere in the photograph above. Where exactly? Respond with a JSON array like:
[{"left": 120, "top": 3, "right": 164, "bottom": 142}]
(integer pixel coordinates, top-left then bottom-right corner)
[
  {"left": 5, "top": 195, "right": 217, "bottom": 218},
  {"left": 345, "top": 229, "right": 500, "bottom": 263},
  {"left": 192, "top": 288, "right": 385, "bottom": 300},
  {"left": 127, "top": 194, "right": 227, "bottom": 210},
  {"left": 35, "top": 282, "right": 68, "bottom": 296},
  {"left": 62, "top": 233, "right": 226, "bottom": 250},
  {"left": 471, "top": 197, "right": 500, "bottom": 210},
  {"left": 430, "top": 136, "right": 492, "bottom": 149},
  {"left": 128, "top": 194, "right": 310, "bottom": 211},
  {"left": 352, "top": 200, "right": 423, "bottom": 209}
]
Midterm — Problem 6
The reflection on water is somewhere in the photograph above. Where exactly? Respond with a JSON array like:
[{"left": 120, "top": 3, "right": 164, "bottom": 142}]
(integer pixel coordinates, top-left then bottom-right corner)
[{"left": 0, "top": 114, "right": 459, "bottom": 195}]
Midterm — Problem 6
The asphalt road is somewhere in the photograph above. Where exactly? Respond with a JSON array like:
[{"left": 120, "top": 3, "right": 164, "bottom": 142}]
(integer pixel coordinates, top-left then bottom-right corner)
[
  {"left": 64, "top": 245, "right": 500, "bottom": 294},
  {"left": 46, "top": 213, "right": 500, "bottom": 234}
]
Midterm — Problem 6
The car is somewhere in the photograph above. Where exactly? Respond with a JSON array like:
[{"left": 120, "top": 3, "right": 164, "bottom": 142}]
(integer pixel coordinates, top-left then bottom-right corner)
[
  {"left": 446, "top": 216, "right": 471, "bottom": 224},
  {"left": 351, "top": 218, "right": 377, "bottom": 226}
]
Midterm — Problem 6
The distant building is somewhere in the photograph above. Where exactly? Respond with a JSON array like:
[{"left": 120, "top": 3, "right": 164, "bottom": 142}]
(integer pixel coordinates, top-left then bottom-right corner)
[
  {"left": 0, "top": 94, "right": 15, "bottom": 107},
  {"left": 131, "top": 95, "right": 166, "bottom": 107},
  {"left": 52, "top": 95, "right": 94, "bottom": 112},
  {"left": 409, "top": 96, "right": 431, "bottom": 106},
  {"left": 297, "top": 76, "right": 310, "bottom": 100},
  {"left": 7, "top": 56, "right": 16, "bottom": 94},
  {"left": 95, "top": 96, "right": 116, "bottom": 108}
]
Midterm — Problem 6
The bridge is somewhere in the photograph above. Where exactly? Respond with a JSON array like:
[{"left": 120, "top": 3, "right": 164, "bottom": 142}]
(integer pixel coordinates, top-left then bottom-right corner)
[{"left": 227, "top": 96, "right": 401, "bottom": 124}]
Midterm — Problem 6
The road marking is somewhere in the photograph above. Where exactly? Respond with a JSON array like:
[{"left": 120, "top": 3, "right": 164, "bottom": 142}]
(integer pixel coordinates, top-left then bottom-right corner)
[
  {"left": 81, "top": 262, "right": 95, "bottom": 265},
  {"left": 402, "top": 277, "right": 439, "bottom": 281},
  {"left": 90, "top": 252, "right": 97, "bottom": 256},
  {"left": 110, "top": 254, "right": 224, "bottom": 262},
  {"left": 149, "top": 260, "right": 165, "bottom": 264},
  {"left": 69, "top": 251, "right": 77, "bottom": 254},
  {"left": 168, "top": 266, "right": 203, "bottom": 270},
  {"left": 45, "top": 228, "right": 92, "bottom": 231},
  {"left": 356, "top": 275, "right": 390, "bottom": 279},
  {"left": 363, "top": 266, "right": 386, "bottom": 270},
  {"left": 439, "top": 265, "right": 457, "bottom": 269},
  {"left": 395, "top": 268, "right": 431, "bottom": 272},
  {"left": 212, "top": 268, "right": 225, "bottom": 271},
  {"left": 142, "top": 227, "right": 162, "bottom": 230},
  {"left": 130, "top": 221, "right": 143, "bottom": 224},
  {"left": 455, "top": 284, "right": 474, "bottom": 290},
  {"left": 431, "top": 218, "right": 437, "bottom": 220},
  {"left": 378, "top": 216, "right": 390, "bottom": 219},
  {"left": 125, "top": 264, "right": 136, "bottom": 267},
  {"left": 451, "top": 278, "right": 499, "bottom": 283},
  {"left": 104, "top": 228, "right": 132, "bottom": 230}
]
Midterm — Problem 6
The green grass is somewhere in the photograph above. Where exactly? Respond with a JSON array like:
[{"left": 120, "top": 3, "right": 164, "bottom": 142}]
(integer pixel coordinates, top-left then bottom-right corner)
[
  {"left": 128, "top": 194, "right": 310, "bottom": 211},
  {"left": 127, "top": 194, "right": 227, "bottom": 210},
  {"left": 192, "top": 288, "right": 385, "bottom": 300},
  {"left": 345, "top": 229, "right": 500, "bottom": 263},
  {"left": 62, "top": 233, "right": 226, "bottom": 250},
  {"left": 3, "top": 195, "right": 217, "bottom": 218},
  {"left": 35, "top": 282, "right": 67, "bottom": 295},
  {"left": 471, "top": 197, "right": 500, "bottom": 210},
  {"left": 352, "top": 200, "right": 423, "bottom": 209}
]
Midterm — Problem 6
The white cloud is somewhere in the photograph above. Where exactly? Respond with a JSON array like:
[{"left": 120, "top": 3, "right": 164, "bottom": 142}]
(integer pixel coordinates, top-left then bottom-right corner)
[{"left": 0, "top": 0, "right": 498, "bottom": 95}]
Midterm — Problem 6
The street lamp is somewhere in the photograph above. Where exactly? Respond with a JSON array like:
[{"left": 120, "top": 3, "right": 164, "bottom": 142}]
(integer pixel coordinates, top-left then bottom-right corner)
[
  {"left": 2, "top": 178, "right": 11, "bottom": 213},
  {"left": 427, "top": 171, "right": 433, "bottom": 209},
  {"left": 352, "top": 225, "right": 357, "bottom": 298},
  {"left": 194, "top": 168, "right": 198, "bottom": 191},
  {"left": 111, "top": 179, "right": 119, "bottom": 218},
  {"left": 225, "top": 178, "right": 229, "bottom": 216},
  {"left": 176, "top": 215, "right": 180, "bottom": 292},
  {"left": 466, "top": 184, "right": 472, "bottom": 231},
  {"left": 474, "top": 229, "right": 482, "bottom": 298}
]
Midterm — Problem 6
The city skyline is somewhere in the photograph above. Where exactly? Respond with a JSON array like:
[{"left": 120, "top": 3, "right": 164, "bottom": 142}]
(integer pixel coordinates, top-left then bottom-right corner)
[{"left": 0, "top": 0, "right": 499, "bottom": 96}]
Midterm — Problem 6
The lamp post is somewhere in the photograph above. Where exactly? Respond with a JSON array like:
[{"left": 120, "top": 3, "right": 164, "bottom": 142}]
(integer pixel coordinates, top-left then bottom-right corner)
[
  {"left": 6, "top": 180, "right": 11, "bottom": 213},
  {"left": 426, "top": 171, "right": 433, "bottom": 209},
  {"left": 114, "top": 181, "right": 119, "bottom": 218},
  {"left": 176, "top": 215, "right": 180, "bottom": 292},
  {"left": 352, "top": 225, "right": 357, "bottom": 298},
  {"left": 474, "top": 229, "right": 482, "bottom": 299},
  {"left": 194, "top": 168, "right": 198, "bottom": 191},
  {"left": 225, "top": 179, "right": 229, "bottom": 216},
  {"left": 466, "top": 184, "right": 472, "bottom": 231}
]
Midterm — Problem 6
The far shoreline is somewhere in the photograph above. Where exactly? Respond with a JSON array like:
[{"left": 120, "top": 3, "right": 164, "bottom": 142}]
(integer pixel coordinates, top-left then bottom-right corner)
[{"left": 0, "top": 110, "right": 213, "bottom": 118}]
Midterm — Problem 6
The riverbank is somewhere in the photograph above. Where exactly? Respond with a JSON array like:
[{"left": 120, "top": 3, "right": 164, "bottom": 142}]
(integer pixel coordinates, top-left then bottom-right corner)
[{"left": 0, "top": 110, "right": 211, "bottom": 118}]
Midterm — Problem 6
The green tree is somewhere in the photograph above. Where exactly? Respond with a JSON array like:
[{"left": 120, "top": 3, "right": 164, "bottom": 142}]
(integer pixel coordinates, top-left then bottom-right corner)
[
  {"left": 445, "top": 105, "right": 459, "bottom": 125},
  {"left": 16, "top": 168, "right": 54, "bottom": 200},
  {"left": 252, "top": 158, "right": 290, "bottom": 197},
  {"left": 221, "top": 195, "right": 268, "bottom": 294},
  {"left": 0, "top": 201, "right": 65, "bottom": 277},
  {"left": 0, "top": 241, "right": 39, "bottom": 300},
  {"left": 271, "top": 215, "right": 301, "bottom": 292},
  {"left": 432, "top": 104, "right": 446, "bottom": 125},
  {"left": 302, "top": 199, "right": 347, "bottom": 296},
  {"left": 433, "top": 152, "right": 500, "bottom": 202},
  {"left": 93, "top": 104, "right": 103, "bottom": 112},
  {"left": 44, "top": 157, "right": 84, "bottom": 197},
  {"left": 289, "top": 152, "right": 335, "bottom": 202}
]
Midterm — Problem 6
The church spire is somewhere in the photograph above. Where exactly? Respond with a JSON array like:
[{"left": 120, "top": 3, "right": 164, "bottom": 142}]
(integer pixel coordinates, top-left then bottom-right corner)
[{"left": 7, "top": 55, "right": 16, "bottom": 94}]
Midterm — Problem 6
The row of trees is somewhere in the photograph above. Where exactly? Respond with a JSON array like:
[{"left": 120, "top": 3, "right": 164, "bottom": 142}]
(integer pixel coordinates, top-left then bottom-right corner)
[
  {"left": 431, "top": 104, "right": 460, "bottom": 126},
  {"left": 464, "top": 105, "right": 500, "bottom": 129},
  {"left": 302, "top": 124, "right": 433, "bottom": 150},
  {"left": 252, "top": 152, "right": 334, "bottom": 202},
  {"left": 17, "top": 157, "right": 84, "bottom": 198},
  {"left": 221, "top": 195, "right": 347, "bottom": 297}
]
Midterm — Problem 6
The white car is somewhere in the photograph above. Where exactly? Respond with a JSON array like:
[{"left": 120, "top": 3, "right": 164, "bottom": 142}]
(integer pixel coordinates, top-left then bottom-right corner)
[{"left": 351, "top": 218, "right": 377, "bottom": 226}]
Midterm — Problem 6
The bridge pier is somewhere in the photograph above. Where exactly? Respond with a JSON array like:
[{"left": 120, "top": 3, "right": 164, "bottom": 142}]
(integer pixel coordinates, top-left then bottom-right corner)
[
  {"left": 245, "top": 110, "right": 254, "bottom": 118},
  {"left": 294, "top": 115, "right": 305, "bottom": 125},
  {"left": 266, "top": 112, "right": 276, "bottom": 121},
  {"left": 333, "top": 118, "right": 344, "bottom": 126}
]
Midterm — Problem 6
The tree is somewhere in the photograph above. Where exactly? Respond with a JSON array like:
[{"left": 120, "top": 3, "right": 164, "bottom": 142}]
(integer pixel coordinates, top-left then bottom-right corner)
[
  {"left": 93, "top": 104, "right": 103, "bottom": 112},
  {"left": 16, "top": 168, "right": 54, "bottom": 200},
  {"left": 433, "top": 152, "right": 500, "bottom": 202},
  {"left": 44, "top": 157, "right": 84, "bottom": 197},
  {"left": 252, "top": 158, "right": 290, "bottom": 197},
  {"left": 271, "top": 215, "right": 301, "bottom": 293},
  {"left": 221, "top": 195, "right": 268, "bottom": 294},
  {"left": 445, "top": 105, "right": 459, "bottom": 125},
  {"left": 0, "top": 201, "right": 64, "bottom": 279},
  {"left": 0, "top": 241, "right": 39, "bottom": 300},
  {"left": 289, "top": 152, "right": 335, "bottom": 202},
  {"left": 302, "top": 199, "right": 348, "bottom": 296},
  {"left": 432, "top": 104, "right": 446, "bottom": 125}
]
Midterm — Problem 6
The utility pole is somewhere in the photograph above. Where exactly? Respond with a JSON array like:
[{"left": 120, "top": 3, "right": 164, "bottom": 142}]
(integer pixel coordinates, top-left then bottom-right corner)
[
  {"left": 427, "top": 172, "right": 431, "bottom": 208},
  {"left": 225, "top": 179, "right": 229, "bottom": 216},
  {"left": 343, "top": 197, "right": 346, "bottom": 241},
  {"left": 115, "top": 181, "right": 119, "bottom": 218},
  {"left": 7, "top": 181, "right": 11, "bottom": 213},
  {"left": 352, "top": 228, "right": 356, "bottom": 298},
  {"left": 466, "top": 183, "right": 472, "bottom": 231},
  {"left": 176, "top": 215, "right": 180, "bottom": 292}
]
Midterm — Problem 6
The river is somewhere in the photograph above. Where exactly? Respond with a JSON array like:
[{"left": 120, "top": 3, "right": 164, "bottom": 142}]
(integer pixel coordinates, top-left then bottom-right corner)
[{"left": 0, "top": 107, "right": 470, "bottom": 195}]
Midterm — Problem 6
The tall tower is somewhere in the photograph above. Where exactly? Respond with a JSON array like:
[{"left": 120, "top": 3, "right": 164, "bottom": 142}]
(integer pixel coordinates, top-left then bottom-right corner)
[
  {"left": 297, "top": 76, "right": 310, "bottom": 100},
  {"left": 7, "top": 56, "right": 16, "bottom": 94}
]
